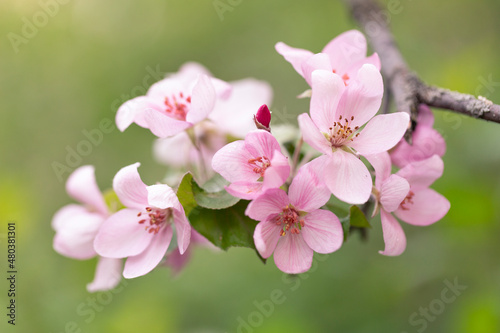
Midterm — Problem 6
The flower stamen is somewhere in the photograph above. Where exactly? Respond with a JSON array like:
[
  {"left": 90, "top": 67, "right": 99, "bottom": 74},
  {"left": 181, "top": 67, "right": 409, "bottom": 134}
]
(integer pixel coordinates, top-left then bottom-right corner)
[
  {"left": 274, "top": 204, "right": 305, "bottom": 237},
  {"left": 164, "top": 92, "right": 191, "bottom": 121},
  {"left": 248, "top": 156, "right": 271, "bottom": 177}
]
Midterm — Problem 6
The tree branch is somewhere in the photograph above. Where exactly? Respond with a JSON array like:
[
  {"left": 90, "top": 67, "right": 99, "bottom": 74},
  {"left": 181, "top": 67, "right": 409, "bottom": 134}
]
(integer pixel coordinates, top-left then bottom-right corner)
[{"left": 344, "top": 0, "right": 500, "bottom": 129}]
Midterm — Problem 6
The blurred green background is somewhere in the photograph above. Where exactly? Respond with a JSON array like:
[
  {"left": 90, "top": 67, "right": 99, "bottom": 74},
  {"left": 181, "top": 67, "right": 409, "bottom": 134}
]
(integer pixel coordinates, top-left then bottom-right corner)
[{"left": 1, "top": 0, "right": 500, "bottom": 332}]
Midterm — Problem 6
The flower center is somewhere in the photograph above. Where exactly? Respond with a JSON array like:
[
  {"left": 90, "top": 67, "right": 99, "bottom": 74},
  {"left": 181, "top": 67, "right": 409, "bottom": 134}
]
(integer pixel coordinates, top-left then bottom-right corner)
[
  {"left": 164, "top": 92, "right": 191, "bottom": 121},
  {"left": 399, "top": 191, "right": 415, "bottom": 210},
  {"left": 137, "top": 207, "right": 171, "bottom": 234},
  {"left": 248, "top": 156, "right": 271, "bottom": 177},
  {"left": 274, "top": 204, "right": 305, "bottom": 236},
  {"left": 326, "top": 115, "right": 360, "bottom": 148},
  {"left": 332, "top": 69, "right": 350, "bottom": 85}
]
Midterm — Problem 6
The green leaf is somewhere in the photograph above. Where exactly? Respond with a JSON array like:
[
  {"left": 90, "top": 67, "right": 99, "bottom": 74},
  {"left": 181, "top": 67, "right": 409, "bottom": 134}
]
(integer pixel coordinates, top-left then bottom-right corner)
[
  {"left": 349, "top": 205, "right": 371, "bottom": 228},
  {"left": 176, "top": 173, "right": 197, "bottom": 216},
  {"left": 103, "top": 189, "right": 125, "bottom": 214},
  {"left": 192, "top": 175, "right": 240, "bottom": 210},
  {"left": 188, "top": 200, "right": 259, "bottom": 251}
]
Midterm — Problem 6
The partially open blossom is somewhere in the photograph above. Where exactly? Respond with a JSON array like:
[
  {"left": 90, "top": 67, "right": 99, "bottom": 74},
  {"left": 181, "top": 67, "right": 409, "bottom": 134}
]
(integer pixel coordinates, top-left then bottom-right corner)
[
  {"left": 51, "top": 165, "right": 122, "bottom": 292},
  {"left": 299, "top": 66, "right": 409, "bottom": 204},
  {"left": 116, "top": 62, "right": 231, "bottom": 138},
  {"left": 276, "top": 30, "right": 380, "bottom": 87},
  {"left": 212, "top": 130, "right": 290, "bottom": 200},
  {"left": 390, "top": 104, "right": 446, "bottom": 167},
  {"left": 254, "top": 104, "right": 271, "bottom": 131},
  {"left": 367, "top": 152, "right": 450, "bottom": 256},
  {"left": 94, "top": 163, "right": 191, "bottom": 279},
  {"left": 246, "top": 165, "right": 343, "bottom": 274}
]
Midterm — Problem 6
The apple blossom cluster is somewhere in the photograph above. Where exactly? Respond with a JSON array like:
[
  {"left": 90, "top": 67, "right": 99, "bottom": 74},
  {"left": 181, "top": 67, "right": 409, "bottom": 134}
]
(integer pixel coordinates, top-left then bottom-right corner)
[{"left": 52, "top": 30, "right": 450, "bottom": 291}]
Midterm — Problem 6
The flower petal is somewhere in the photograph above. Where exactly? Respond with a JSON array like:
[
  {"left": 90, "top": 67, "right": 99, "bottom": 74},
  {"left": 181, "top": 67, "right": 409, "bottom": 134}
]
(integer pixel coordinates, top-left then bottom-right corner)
[
  {"left": 52, "top": 204, "right": 103, "bottom": 260},
  {"left": 380, "top": 175, "right": 410, "bottom": 213},
  {"left": 86, "top": 257, "right": 123, "bottom": 293},
  {"left": 275, "top": 42, "right": 314, "bottom": 77},
  {"left": 123, "top": 225, "right": 173, "bottom": 278},
  {"left": 253, "top": 221, "right": 282, "bottom": 259},
  {"left": 225, "top": 181, "right": 263, "bottom": 200},
  {"left": 323, "top": 150, "right": 372, "bottom": 204},
  {"left": 94, "top": 209, "right": 153, "bottom": 258},
  {"left": 113, "top": 163, "right": 148, "bottom": 210},
  {"left": 274, "top": 234, "right": 313, "bottom": 274},
  {"left": 310, "top": 70, "right": 346, "bottom": 132},
  {"left": 115, "top": 96, "right": 155, "bottom": 131},
  {"left": 187, "top": 74, "right": 216, "bottom": 124},
  {"left": 212, "top": 140, "right": 257, "bottom": 182},
  {"left": 173, "top": 206, "right": 191, "bottom": 255},
  {"left": 289, "top": 164, "right": 331, "bottom": 211},
  {"left": 335, "top": 64, "right": 384, "bottom": 128},
  {"left": 153, "top": 132, "right": 193, "bottom": 168},
  {"left": 379, "top": 209, "right": 406, "bottom": 256},
  {"left": 66, "top": 165, "right": 108, "bottom": 215},
  {"left": 364, "top": 152, "right": 392, "bottom": 190},
  {"left": 396, "top": 155, "right": 444, "bottom": 190},
  {"left": 245, "top": 188, "right": 289, "bottom": 222},
  {"left": 147, "top": 184, "right": 178, "bottom": 210},
  {"left": 244, "top": 130, "right": 281, "bottom": 159},
  {"left": 262, "top": 150, "right": 290, "bottom": 191},
  {"left": 301, "top": 209, "right": 343, "bottom": 254},
  {"left": 297, "top": 113, "right": 332, "bottom": 155},
  {"left": 301, "top": 53, "right": 332, "bottom": 87},
  {"left": 143, "top": 108, "right": 192, "bottom": 138},
  {"left": 350, "top": 112, "right": 410, "bottom": 155},
  {"left": 395, "top": 188, "right": 450, "bottom": 226},
  {"left": 165, "top": 247, "right": 191, "bottom": 276},
  {"left": 322, "top": 30, "right": 368, "bottom": 70}
]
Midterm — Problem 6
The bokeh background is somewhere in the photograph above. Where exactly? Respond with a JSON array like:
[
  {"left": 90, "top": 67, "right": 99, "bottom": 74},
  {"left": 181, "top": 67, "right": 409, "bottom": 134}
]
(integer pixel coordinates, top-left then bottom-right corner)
[{"left": 1, "top": 0, "right": 500, "bottom": 332}]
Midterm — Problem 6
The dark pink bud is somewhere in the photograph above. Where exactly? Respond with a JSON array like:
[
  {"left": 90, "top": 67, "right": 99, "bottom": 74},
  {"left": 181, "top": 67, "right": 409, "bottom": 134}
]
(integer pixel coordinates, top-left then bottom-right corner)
[{"left": 254, "top": 104, "right": 271, "bottom": 131}]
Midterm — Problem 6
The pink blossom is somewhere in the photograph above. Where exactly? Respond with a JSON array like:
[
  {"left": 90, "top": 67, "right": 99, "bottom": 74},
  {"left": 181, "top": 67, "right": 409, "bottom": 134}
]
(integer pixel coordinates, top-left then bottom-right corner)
[
  {"left": 367, "top": 152, "right": 450, "bottom": 256},
  {"left": 299, "top": 66, "right": 409, "bottom": 204},
  {"left": 116, "top": 62, "right": 231, "bottom": 138},
  {"left": 94, "top": 163, "right": 191, "bottom": 279},
  {"left": 51, "top": 165, "right": 122, "bottom": 292},
  {"left": 390, "top": 104, "right": 446, "bottom": 167},
  {"left": 254, "top": 104, "right": 271, "bottom": 131},
  {"left": 276, "top": 30, "right": 380, "bottom": 87},
  {"left": 246, "top": 165, "right": 343, "bottom": 274},
  {"left": 153, "top": 78, "right": 273, "bottom": 180},
  {"left": 211, "top": 130, "right": 290, "bottom": 200}
]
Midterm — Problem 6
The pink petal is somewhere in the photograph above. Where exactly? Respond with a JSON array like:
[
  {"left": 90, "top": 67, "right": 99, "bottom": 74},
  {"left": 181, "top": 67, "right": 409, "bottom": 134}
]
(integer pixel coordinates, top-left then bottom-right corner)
[
  {"left": 244, "top": 130, "right": 281, "bottom": 159},
  {"left": 86, "top": 257, "right": 123, "bottom": 292},
  {"left": 297, "top": 113, "right": 332, "bottom": 155},
  {"left": 322, "top": 30, "right": 368, "bottom": 70},
  {"left": 113, "top": 163, "right": 148, "bottom": 210},
  {"left": 336, "top": 64, "right": 384, "bottom": 128},
  {"left": 165, "top": 247, "right": 191, "bottom": 275},
  {"left": 390, "top": 126, "right": 446, "bottom": 168},
  {"left": 245, "top": 188, "right": 289, "bottom": 222},
  {"left": 274, "top": 234, "right": 313, "bottom": 274},
  {"left": 123, "top": 225, "right": 173, "bottom": 278},
  {"left": 52, "top": 204, "right": 103, "bottom": 260},
  {"left": 395, "top": 188, "right": 450, "bottom": 226},
  {"left": 310, "top": 70, "right": 346, "bottom": 132},
  {"left": 301, "top": 53, "right": 332, "bottom": 86},
  {"left": 379, "top": 209, "right": 406, "bottom": 256},
  {"left": 364, "top": 152, "right": 391, "bottom": 190},
  {"left": 187, "top": 74, "right": 216, "bottom": 124},
  {"left": 115, "top": 96, "right": 155, "bottom": 131},
  {"left": 173, "top": 206, "right": 191, "bottom": 254},
  {"left": 209, "top": 79, "right": 273, "bottom": 137},
  {"left": 417, "top": 104, "right": 435, "bottom": 127},
  {"left": 289, "top": 164, "right": 331, "bottom": 211},
  {"left": 261, "top": 151, "right": 290, "bottom": 191},
  {"left": 275, "top": 42, "right": 314, "bottom": 77},
  {"left": 174, "top": 62, "right": 213, "bottom": 86},
  {"left": 350, "top": 112, "right": 410, "bottom": 155},
  {"left": 301, "top": 209, "right": 343, "bottom": 254},
  {"left": 146, "top": 77, "right": 184, "bottom": 102},
  {"left": 94, "top": 209, "right": 153, "bottom": 258},
  {"left": 253, "top": 221, "right": 282, "bottom": 259},
  {"left": 212, "top": 140, "right": 257, "bottom": 182},
  {"left": 380, "top": 175, "right": 410, "bottom": 213},
  {"left": 323, "top": 150, "right": 372, "bottom": 204},
  {"left": 344, "top": 52, "right": 381, "bottom": 80},
  {"left": 147, "top": 184, "right": 178, "bottom": 210},
  {"left": 143, "top": 108, "right": 192, "bottom": 138},
  {"left": 66, "top": 165, "right": 108, "bottom": 215},
  {"left": 153, "top": 132, "right": 193, "bottom": 167},
  {"left": 225, "top": 181, "right": 264, "bottom": 200},
  {"left": 396, "top": 155, "right": 444, "bottom": 190}
]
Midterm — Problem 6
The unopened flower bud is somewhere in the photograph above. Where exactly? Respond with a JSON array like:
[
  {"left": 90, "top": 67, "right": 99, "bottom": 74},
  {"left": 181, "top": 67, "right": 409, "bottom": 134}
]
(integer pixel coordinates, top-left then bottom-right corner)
[{"left": 254, "top": 104, "right": 271, "bottom": 132}]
